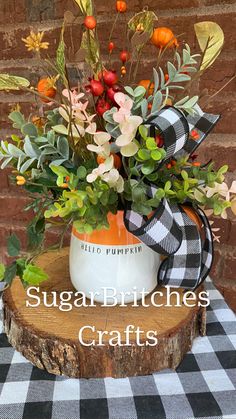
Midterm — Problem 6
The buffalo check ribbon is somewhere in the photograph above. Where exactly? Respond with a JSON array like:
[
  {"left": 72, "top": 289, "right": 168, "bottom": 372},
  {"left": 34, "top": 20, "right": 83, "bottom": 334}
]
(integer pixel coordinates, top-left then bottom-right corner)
[{"left": 124, "top": 106, "right": 220, "bottom": 290}]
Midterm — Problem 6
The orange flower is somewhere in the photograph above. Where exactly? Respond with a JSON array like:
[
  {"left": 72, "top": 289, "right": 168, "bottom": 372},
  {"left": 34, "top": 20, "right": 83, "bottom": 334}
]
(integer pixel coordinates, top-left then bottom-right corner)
[{"left": 151, "top": 27, "right": 178, "bottom": 49}]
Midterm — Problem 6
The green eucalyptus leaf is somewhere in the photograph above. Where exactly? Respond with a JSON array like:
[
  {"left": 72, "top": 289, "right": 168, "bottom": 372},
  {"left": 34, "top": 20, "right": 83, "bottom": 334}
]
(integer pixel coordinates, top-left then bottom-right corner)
[
  {"left": 8, "top": 143, "right": 25, "bottom": 158},
  {"left": 124, "top": 86, "right": 135, "bottom": 96},
  {"left": 134, "top": 86, "right": 146, "bottom": 97},
  {"left": 8, "top": 111, "right": 26, "bottom": 129},
  {"left": 20, "top": 157, "right": 36, "bottom": 173},
  {"left": 151, "top": 91, "right": 163, "bottom": 113},
  {"left": 21, "top": 122, "right": 38, "bottom": 137},
  {"left": 167, "top": 61, "right": 177, "bottom": 80}
]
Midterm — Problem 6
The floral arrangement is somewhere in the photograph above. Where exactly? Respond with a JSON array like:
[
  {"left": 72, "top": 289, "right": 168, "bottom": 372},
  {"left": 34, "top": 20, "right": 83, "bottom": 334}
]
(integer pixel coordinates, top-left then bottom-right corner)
[{"left": 0, "top": 0, "right": 235, "bottom": 287}]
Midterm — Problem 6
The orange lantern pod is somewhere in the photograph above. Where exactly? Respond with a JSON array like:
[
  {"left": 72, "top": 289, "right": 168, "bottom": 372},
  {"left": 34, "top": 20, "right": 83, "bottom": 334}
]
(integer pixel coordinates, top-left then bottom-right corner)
[
  {"left": 151, "top": 27, "right": 178, "bottom": 49},
  {"left": 138, "top": 79, "right": 154, "bottom": 96}
]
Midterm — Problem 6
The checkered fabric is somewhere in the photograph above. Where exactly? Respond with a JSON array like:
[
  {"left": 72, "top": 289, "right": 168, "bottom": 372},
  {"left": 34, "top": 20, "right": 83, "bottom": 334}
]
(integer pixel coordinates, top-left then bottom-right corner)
[
  {"left": 147, "top": 107, "right": 190, "bottom": 160},
  {"left": 184, "top": 105, "right": 221, "bottom": 155},
  {"left": 158, "top": 205, "right": 213, "bottom": 289},
  {"left": 125, "top": 106, "right": 220, "bottom": 290},
  {"left": 125, "top": 185, "right": 213, "bottom": 290},
  {"left": 0, "top": 278, "right": 235, "bottom": 419}
]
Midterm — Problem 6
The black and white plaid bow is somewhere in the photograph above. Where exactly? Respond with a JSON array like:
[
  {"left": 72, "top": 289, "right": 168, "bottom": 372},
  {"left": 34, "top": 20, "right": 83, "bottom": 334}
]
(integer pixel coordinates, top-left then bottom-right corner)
[{"left": 124, "top": 106, "right": 220, "bottom": 290}]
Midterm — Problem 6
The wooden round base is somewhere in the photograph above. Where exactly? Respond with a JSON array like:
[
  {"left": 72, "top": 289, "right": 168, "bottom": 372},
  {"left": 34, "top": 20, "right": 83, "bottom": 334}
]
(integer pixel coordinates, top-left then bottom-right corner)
[{"left": 3, "top": 248, "right": 206, "bottom": 378}]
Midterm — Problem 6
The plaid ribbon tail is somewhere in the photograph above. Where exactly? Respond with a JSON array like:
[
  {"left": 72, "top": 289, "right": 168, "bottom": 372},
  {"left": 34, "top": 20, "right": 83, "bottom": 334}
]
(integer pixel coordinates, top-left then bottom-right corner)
[
  {"left": 158, "top": 206, "right": 213, "bottom": 290},
  {"left": 184, "top": 106, "right": 221, "bottom": 155}
]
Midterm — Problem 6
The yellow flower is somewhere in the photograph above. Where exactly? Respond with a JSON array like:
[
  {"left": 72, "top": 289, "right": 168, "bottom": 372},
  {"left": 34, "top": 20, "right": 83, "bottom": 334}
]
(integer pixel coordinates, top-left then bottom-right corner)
[{"left": 22, "top": 31, "right": 49, "bottom": 52}]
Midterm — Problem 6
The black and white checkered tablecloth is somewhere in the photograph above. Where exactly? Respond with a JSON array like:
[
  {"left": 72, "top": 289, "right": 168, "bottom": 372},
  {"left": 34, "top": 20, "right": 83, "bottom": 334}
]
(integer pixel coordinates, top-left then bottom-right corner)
[{"left": 0, "top": 278, "right": 235, "bottom": 419}]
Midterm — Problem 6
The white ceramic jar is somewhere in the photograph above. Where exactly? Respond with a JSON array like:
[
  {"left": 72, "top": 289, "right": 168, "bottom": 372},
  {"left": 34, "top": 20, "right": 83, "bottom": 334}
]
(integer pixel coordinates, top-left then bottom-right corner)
[{"left": 69, "top": 211, "right": 160, "bottom": 304}]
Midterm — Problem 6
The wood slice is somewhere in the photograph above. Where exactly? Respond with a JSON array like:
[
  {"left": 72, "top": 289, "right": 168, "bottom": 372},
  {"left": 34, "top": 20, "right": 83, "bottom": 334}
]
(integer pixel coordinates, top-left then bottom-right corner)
[{"left": 3, "top": 248, "right": 206, "bottom": 378}]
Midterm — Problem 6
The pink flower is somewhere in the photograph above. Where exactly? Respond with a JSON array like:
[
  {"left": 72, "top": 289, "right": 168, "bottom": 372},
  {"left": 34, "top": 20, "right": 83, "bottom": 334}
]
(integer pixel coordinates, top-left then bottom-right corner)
[{"left": 113, "top": 92, "right": 133, "bottom": 124}]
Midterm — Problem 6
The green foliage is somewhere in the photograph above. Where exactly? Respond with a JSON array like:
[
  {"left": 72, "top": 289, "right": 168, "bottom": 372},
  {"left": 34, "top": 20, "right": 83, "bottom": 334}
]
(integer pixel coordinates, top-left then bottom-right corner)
[
  {"left": 0, "top": 264, "right": 5, "bottom": 281},
  {"left": 56, "top": 24, "right": 66, "bottom": 80},
  {"left": 136, "top": 44, "right": 201, "bottom": 119},
  {"left": 128, "top": 10, "right": 158, "bottom": 39},
  {"left": 45, "top": 174, "right": 118, "bottom": 233},
  {"left": 0, "top": 74, "right": 30, "bottom": 90},
  {"left": 23, "top": 264, "right": 48, "bottom": 285},
  {"left": 4, "top": 263, "right": 17, "bottom": 285},
  {"left": 0, "top": 112, "right": 71, "bottom": 173},
  {"left": 80, "top": 29, "right": 101, "bottom": 76},
  {"left": 7, "top": 234, "right": 21, "bottom": 257},
  {"left": 74, "top": 0, "right": 93, "bottom": 14}
]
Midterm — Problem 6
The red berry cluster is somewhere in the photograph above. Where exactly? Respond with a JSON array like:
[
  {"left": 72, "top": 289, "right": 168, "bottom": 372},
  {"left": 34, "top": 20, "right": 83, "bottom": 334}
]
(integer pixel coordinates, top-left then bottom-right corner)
[{"left": 86, "top": 70, "right": 121, "bottom": 116}]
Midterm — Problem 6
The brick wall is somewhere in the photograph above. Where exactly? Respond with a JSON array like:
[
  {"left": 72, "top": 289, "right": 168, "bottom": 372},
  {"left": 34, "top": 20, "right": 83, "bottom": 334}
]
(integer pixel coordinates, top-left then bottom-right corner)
[{"left": 0, "top": 0, "right": 236, "bottom": 309}]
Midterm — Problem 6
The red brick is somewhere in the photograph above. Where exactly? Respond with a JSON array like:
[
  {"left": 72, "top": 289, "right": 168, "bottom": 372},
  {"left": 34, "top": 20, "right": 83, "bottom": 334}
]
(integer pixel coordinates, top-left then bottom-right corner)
[
  {"left": 204, "top": 0, "right": 235, "bottom": 5},
  {"left": 0, "top": 169, "right": 10, "bottom": 190},
  {"left": 221, "top": 248, "right": 236, "bottom": 281},
  {"left": 0, "top": 193, "right": 33, "bottom": 222},
  {"left": 55, "top": 0, "right": 77, "bottom": 19},
  {"left": 142, "top": 0, "right": 200, "bottom": 9},
  {"left": 228, "top": 219, "right": 236, "bottom": 246},
  {"left": 0, "top": 0, "right": 26, "bottom": 24},
  {"left": 0, "top": 100, "right": 38, "bottom": 130},
  {"left": 25, "top": 0, "right": 54, "bottom": 22},
  {"left": 197, "top": 134, "right": 236, "bottom": 170},
  {"left": 200, "top": 56, "right": 236, "bottom": 94},
  {"left": 0, "top": 26, "right": 81, "bottom": 61},
  {"left": 210, "top": 246, "right": 224, "bottom": 279},
  {"left": 0, "top": 222, "right": 28, "bottom": 251},
  {"left": 211, "top": 216, "right": 231, "bottom": 244}
]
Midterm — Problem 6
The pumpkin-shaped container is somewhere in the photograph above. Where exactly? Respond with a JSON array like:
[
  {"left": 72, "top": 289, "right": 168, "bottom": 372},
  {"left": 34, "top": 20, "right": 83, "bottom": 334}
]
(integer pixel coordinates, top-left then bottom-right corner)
[{"left": 69, "top": 211, "right": 160, "bottom": 304}]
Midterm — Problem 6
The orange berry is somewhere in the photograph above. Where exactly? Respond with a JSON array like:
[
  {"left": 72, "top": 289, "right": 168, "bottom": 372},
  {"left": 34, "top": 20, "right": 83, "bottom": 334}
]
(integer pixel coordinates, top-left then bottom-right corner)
[
  {"left": 165, "top": 74, "right": 169, "bottom": 82},
  {"left": 108, "top": 41, "right": 115, "bottom": 52},
  {"left": 116, "top": 0, "right": 127, "bottom": 12},
  {"left": 166, "top": 163, "right": 172, "bottom": 169},
  {"left": 190, "top": 129, "right": 200, "bottom": 140},
  {"left": 84, "top": 16, "right": 97, "bottom": 30},
  {"left": 16, "top": 175, "right": 26, "bottom": 186},
  {"left": 192, "top": 162, "right": 201, "bottom": 167}
]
